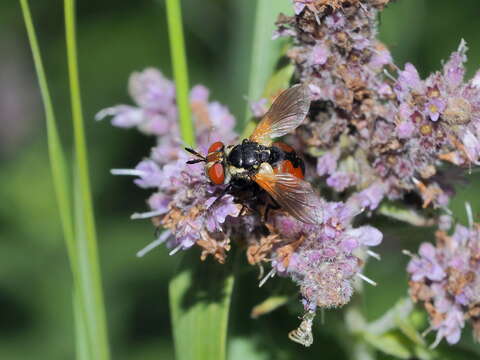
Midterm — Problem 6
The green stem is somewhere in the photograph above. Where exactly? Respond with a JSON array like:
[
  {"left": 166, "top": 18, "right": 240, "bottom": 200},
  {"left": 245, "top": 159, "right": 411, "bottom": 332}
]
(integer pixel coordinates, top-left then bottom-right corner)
[
  {"left": 166, "top": 0, "right": 195, "bottom": 147},
  {"left": 64, "top": 1, "right": 110, "bottom": 359}
]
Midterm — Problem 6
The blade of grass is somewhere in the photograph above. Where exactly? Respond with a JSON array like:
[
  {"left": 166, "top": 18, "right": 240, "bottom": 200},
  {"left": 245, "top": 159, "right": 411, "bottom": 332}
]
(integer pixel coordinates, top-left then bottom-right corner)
[
  {"left": 243, "top": 0, "right": 292, "bottom": 126},
  {"left": 18, "top": 0, "right": 75, "bottom": 263},
  {"left": 166, "top": 0, "right": 195, "bottom": 147},
  {"left": 18, "top": 1, "right": 92, "bottom": 359},
  {"left": 64, "top": 1, "right": 110, "bottom": 359},
  {"left": 73, "top": 290, "right": 92, "bottom": 360}
]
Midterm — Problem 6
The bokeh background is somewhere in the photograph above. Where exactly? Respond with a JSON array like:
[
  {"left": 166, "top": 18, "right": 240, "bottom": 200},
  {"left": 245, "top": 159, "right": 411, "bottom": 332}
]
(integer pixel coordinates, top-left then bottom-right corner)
[{"left": 2, "top": 0, "right": 480, "bottom": 359}]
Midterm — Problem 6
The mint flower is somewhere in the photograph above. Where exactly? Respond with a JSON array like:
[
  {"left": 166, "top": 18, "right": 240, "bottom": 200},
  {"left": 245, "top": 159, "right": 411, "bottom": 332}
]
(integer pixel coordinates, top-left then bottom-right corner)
[
  {"left": 96, "top": 68, "right": 177, "bottom": 136},
  {"left": 407, "top": 213, "right": 480, "bottom": 346},
  {"left": 281, "top": 1, "right": 480, "bottom": 209},
  {"left": 98, "top": 68, "right": 241, "bottom": 262},
  {"left": 267, "top": 199, "right": 382, "bottom": 311}
]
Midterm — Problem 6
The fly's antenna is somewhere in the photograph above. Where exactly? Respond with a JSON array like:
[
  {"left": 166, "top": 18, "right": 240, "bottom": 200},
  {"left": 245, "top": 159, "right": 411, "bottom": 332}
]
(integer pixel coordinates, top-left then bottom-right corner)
[{"left": 185, "top": 147, "right": 207, "bottom": 164}]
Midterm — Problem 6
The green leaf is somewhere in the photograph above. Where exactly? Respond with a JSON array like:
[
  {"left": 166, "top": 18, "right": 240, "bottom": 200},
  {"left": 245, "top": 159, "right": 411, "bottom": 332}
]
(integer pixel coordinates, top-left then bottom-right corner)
[
  {"left": 243, "top": 0, "right": 292, "bottom": 126},
  {"left": 378, "top": 201, "right": 435, "bottom": 227},
  {"left": 228, "top": 337, "right": 268, "bottom": 360},
  {"left": 434, "top": 345, "right": 480, "bottom": 360},
  {"left": 166, "top": 0, "right": 195, "bottom": 147},
  {"left": 366, "top": 298, "right": 414, "bottom": 334},
  {"left": 364, "top": 331, "right": 412, "bottom": 359},
  {"left": 413, "top": 344, "right": 436, "bottom": 360},
  {"left": 169, "top": 250, "right": 235, "bottom": 360},
  {"left": 395, "top": 313, "right": 425, "bottom": 346},
  {"left": 64, "top": 1, "right": 111, "bottom": 358}
]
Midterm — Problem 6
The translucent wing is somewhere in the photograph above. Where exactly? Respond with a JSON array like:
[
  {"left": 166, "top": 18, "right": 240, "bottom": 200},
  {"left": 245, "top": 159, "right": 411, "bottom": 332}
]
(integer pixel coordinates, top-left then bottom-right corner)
[
  {"left": 249, "top": 84, "right": 311, "bottom": 146},
  {"left": 253, "top": 171, "right": 323, "bottom": 225}
]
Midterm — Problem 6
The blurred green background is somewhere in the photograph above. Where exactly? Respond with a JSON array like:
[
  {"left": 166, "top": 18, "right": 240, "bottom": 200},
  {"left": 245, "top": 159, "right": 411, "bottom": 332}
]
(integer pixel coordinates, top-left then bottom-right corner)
[{"left": 2, "top": 0, "right": 480, "bottom": 359}]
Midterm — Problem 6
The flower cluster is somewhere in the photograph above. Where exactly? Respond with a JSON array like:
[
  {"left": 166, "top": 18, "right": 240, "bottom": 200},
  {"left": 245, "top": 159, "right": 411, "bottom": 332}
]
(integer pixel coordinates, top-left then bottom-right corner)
[
  {"left": 268, "top": 200, "right": 382, "bottom": 310},
  {"left": 407, "top": 219, "right": 480, "bottom": 347},
  {"left": 280, "top": 0, "right": 480, "bottom": 209},
  {"left": 97, "top": 68, "right": 241, "bottom": 263},
  {"left": 245, "top": 195, "right": 382, "bottom": 346}
]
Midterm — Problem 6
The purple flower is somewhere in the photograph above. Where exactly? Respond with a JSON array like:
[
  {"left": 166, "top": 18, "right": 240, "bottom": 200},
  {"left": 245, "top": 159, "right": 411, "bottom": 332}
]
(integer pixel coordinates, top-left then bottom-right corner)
[
  {"left": 348, "top": 182, "right": 386, "bottom": 212},
  {"left": 293, "top": 2, "right": 306, "bottom": 15},
  {"left": 147, "top": 192, "right": 172, "bottom": 215},
  {"left": 437, "top": 306, "right": 465, "bottom": 345},
  {"left": 461, "top": 130, "right": 480, "bottom": 162},
  {"left": 425, "top": 98, "right": 447, "bottom": 122},
  {"left": 250, "top": 98, "right": 268, "bottom": 118},
  {"left": 267, "top": 199, "right": 382, "bottom": 311},
  {"left": 190, "top": 84, "right": 209, "bottom": 103},
  {"left": 151, "top": 136, "right": 183, "bottom": 165},
  {"left": 128, "top": 68, "right": 176, "bottom": 112},
  {"left": 96, "top": 68, "right": 177, "bottom": 136},
  {"left": 443, "top": 40, "right": 467, "bottom": 90},
  {"left": 326, "top": 171, "right": 357, "bottom": 192},
  {"left": 205, "top": 195, "right": 241, "bottom": 232},
  {"left": 95, "top": 105, "right": 144, "bottom": 128},
  {"left": 345, "top": 226, "right": 383, "bottom": 247},
  {"left": 369, "top": 44, "right": 392, "bottom": 69},
  {"left": 407, "top": 220, "right": 480, "bottom": 346},
  {"left": 132, "top": 160, "right": 163, "bottom": 189},
  {"left": 397, "top": 119, "right": 415, "bottom": 138},
  {"left": 190, "top": 86, "right": 237, "bottom": 146},
  {"left": 407, "top": 243, "right": 445, "bottom": 282},
  {"left": 308, "top": 84, "right": 322, "bottom": 100},
  {"left": 101, "top": 68, "right": 240, "bottom": 263},
  {"left": 472, "top": 70, "right": 480, "bottom": 88},
  {"left": 311, "top": 43, "right": 330, "bottom": 66},
  {"left": 316, "top": 151, "right": 339, "bottom": 176},
  {"left": 398, "top": 63, "right": 424, "bottom": 93},
  {"left": 325, "top": 12, "right": 346, "bottom": 30}
]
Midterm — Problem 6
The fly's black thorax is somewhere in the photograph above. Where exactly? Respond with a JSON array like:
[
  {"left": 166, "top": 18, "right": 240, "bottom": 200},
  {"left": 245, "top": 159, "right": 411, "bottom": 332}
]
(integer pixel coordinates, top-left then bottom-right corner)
[
  {"left": 227, "top": 140, "right": 304, "bottom": 170},
  {"left": 227, "top": 140, "right": 270, "bottom": 170}
]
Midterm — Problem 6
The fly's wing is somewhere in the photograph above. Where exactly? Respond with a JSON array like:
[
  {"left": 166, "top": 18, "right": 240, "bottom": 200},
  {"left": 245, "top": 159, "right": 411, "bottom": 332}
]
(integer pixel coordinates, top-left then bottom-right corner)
[
  {"left": 249, "top": 84, "right": 311, "bottom": 146},
  {"left": 253, "top": 171, "right": 323, "bottom": 225}
]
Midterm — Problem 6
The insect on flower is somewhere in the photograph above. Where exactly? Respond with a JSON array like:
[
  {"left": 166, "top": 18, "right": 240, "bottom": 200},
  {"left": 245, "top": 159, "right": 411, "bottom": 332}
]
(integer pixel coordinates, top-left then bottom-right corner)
[{"left": 185, "top": 84, "right": 323, "bottom": 224}]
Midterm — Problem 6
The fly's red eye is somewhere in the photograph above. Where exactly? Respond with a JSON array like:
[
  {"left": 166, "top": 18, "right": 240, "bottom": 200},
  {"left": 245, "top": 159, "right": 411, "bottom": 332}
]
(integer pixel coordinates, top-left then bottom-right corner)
[
  {"left": 208, "top": 163, "right": 225, "bottom": 185},
  {"left": 208, "top": 141, "right": 224, "bottom": 154}
]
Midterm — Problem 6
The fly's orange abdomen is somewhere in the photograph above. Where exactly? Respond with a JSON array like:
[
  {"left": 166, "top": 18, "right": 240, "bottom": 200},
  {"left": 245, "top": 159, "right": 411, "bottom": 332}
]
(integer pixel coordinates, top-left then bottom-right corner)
[
  {"left": 272, "top": 142, "right": 305, "bottom": 179},
  {"left": 272, "top": 141, "right": 295, "bottom": 153},
  {"left": 274, "top": 160, "right": 305, "bottom": 179}
]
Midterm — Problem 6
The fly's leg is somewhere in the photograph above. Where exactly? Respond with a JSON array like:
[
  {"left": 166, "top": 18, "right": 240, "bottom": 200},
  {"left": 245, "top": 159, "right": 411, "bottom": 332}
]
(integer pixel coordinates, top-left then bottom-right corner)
[{"left": 263, "top": 197, "right": 281, "bottom": 223}]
